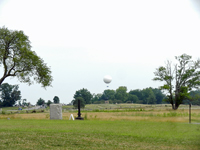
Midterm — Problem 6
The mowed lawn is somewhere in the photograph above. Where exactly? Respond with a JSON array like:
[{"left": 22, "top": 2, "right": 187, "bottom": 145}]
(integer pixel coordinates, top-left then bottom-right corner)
[{"left": 0, "top": 119, "right": 199, "bottom": 150}]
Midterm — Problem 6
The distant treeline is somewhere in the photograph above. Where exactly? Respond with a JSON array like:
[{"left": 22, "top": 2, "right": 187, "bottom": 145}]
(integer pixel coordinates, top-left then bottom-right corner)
[
  {"left": 189, "top": 90, "right": 200, "bottom": 105},
  {"left": 91, "top": 87, "right": 165, "bottom": 104},
  {"left": 72, "top": 86, "right": 200, "bottom": 105},
  {"left": 72, "top": 87, "right": 165, "bottom": 105}
]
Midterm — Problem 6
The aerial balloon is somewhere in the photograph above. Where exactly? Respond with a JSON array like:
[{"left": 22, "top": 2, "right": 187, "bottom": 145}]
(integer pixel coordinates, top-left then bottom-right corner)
[{"left": 103, "top": 75, "right": 112, "bottom": 84}]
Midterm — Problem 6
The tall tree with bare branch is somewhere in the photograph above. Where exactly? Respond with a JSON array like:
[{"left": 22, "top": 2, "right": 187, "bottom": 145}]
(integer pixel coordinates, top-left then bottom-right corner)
[{"left": 153, "top": 54, "right": 200, "bottom": 110}]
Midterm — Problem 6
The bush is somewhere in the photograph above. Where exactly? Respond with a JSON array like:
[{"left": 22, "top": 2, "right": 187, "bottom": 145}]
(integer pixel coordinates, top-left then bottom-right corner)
[
  {"left": 115, "top": 100, "right": 122, "bottom": 104},
  {"left": 2, "top": 110, "right": 6, "bottom": 114},
  {"left": 136, "top": 100, "right": 143, "bottom": 104},
  {"left": 84, "top": 113, "right": 88, "bottom": 120},
  {"left": 93, "top": 101, "right": 101, "bottom": 104},
  {"left": 32, "top": 110, "right": 36, "bottom": 113}
]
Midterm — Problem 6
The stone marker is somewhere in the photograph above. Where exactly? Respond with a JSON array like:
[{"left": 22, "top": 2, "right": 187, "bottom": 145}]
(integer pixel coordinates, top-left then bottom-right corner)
[{"left": 50, "top": 104, "right": 62, "bottom": 120}]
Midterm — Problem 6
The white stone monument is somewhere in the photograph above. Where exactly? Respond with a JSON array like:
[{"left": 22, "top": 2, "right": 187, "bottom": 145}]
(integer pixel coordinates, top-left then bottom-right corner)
[{"left": 50, "top": 104, "right": 62, "bottom": 120}]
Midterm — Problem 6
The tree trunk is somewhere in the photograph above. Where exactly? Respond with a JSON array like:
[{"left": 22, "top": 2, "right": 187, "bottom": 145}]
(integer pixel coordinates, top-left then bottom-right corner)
[
  {"left": 171, "top": 103, "right": 180, "bottom": 110},
  {"left": 171, "top": 104, "right": 175, "bottom": 110},
  {"left": 174, "top": 102, "right": 180, "bottom": 110}
]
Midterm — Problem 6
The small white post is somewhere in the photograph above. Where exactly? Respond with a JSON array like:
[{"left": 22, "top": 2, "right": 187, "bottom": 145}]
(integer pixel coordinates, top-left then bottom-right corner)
[{"left": 69, "top": 114, "right": 74, "bottom": 120}]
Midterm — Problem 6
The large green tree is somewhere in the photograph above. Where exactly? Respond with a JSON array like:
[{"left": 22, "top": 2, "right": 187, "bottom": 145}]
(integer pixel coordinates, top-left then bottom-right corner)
[
  {"left": 115, "top": 86, "right": 128, "bottom": 102},
  {"left": 129, "top": 89, "right": 143, "bottom": 100},
  {"left": 146, "top": 89, "right": 157, "bottom": 104},
  {"left": 151, "top": 88, "right": 165, "bottom": 104},
  {"left": 0, "top": 83, "right": 21, "bottom": 107},
  {"left": 101, "top": 89, "right": 115, "bottom": 100},
  {"left": 0, "top": 27, "right": 53, "bottom": 87},
  {"left": 91, "top": 93, "right": 102, "bottom": 104},
  {"left": 127, "top": 94, "right": 139, "bottom": 103},
  {"left": 73, "top": 88, "right": 92, "bottom": 104},
  {"left": 141, "top": 88, "right": 157, "bottom": 104},
  {"left": 153, "top": 54, "right": 200, "bottom": 110}
]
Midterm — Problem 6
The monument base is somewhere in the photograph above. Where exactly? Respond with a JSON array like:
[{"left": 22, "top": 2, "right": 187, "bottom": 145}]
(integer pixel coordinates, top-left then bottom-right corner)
[{"left": 75, "top": 117, "right": 84, "bottom": 120}]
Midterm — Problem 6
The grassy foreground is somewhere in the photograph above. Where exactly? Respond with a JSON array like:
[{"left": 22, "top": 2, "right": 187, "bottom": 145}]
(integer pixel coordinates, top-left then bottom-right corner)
[{"left": 0, "top": 119, "right": 200, "bottom": 150}]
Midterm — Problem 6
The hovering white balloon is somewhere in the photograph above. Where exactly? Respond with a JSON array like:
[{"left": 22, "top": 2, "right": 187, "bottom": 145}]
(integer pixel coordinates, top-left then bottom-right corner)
[{"left": 103, "top": 75, "right": 112, "bottom": 84}]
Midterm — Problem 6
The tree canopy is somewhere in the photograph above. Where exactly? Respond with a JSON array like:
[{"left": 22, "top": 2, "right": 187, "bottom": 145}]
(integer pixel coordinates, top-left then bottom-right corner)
[
  {"left": 127, "top": 94, "right": 139, "bottom": 103},
  {"left": 115, "top": 86, "right": 128, "bottom": 103},
  {"left": 141, "top": 88, "right": 157, "bottom": 104},
  {"left": 80, "top": 86, "right": 165, "bottom": 105},
  {"left": 36, "top": 98, "right": 45, "bottom": 106},
  {"left": 129, "top": 89, "right": 143, "bottom": 100},
  {"left": 0, "top": 26, "right": 53, "bottom": 87},
  {"left": 73, "top": 88, "right": 92, "bottom": 104},
  {"left": 153, "top": 54, "right": 200, "bottom": 110},
  {"left": 101, "top": 89, "right": 115, "bottom": 100},
  {"left": 73, "top": 97, "right": 85, "bottom": 109},
  {"left": 53, "top": 96, "right": 60, "bottom": 104},
  {"left": 189, "top": 90, "right": 200, "bottom": 105},
  {"left": 46, "top": 100, "right": 52, "bottom": 106},
  {"left": 0, "top": 83, "right": 21, "bottom": 107}
]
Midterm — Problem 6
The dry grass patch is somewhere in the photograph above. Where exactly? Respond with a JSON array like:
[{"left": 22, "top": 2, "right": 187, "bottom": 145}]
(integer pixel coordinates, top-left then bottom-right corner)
[{"left": 1, "top": 104, "right": 200, "bottom": 123}]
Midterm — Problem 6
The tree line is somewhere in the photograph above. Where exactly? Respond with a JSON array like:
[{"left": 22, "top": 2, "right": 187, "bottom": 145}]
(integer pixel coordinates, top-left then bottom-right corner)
[
  {"left": 36, "top": 96, "right": 60, "bottom": 107},
  {"left": 72, "top": 87, "right": 200, "bottom": 108},
  {"left": 0, "top": 83, "right": 60, "bottom": 107},
  {"left": 72, "top": 87, "right": 165, "bottom": 105}
]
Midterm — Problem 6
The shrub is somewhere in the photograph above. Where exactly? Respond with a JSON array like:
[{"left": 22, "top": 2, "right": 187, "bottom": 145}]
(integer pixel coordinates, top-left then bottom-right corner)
[
  {"left": 46, "top": 114, "right": 50, "bottom": 119},
  {"left": 84, "top": 113, "right": 88, "bottom": 120},
  {"left": 2, "top": 111, "right": 6, "bottom": 114},
  {"left": 32, "top": 110, "right": 36, "bottom": 113}
]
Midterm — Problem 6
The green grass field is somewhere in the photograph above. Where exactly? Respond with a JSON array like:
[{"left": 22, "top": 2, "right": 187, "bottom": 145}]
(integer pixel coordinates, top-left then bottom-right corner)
[
  {"left": 0, "top": 104, "right": 200, "bottom": 149},
  {"left": 0, "top": 119, "right": 199, "bottom": 150}
]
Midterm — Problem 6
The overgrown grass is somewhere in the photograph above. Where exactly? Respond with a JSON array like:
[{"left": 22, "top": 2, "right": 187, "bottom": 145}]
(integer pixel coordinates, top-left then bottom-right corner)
[
  {"left": 1, "top": 106, "right": 19, "bottom": 111},
  {"left": 82, "top": 108, "right": 145, "bottom": 112},
  {"left": 1, "top": 105, "right": 200, "bottom": 123},
  {"left": 0, "top": 119, "right": 199, "bottom": 150}
]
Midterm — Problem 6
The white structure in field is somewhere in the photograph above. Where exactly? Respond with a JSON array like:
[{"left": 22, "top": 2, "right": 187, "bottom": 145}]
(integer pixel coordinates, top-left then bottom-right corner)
[
  {"left": 50, "top": 104, "right": 62, "bottom": 120},
  {"left": 69, "top": 114, "right": 74, "bottom": 120}
]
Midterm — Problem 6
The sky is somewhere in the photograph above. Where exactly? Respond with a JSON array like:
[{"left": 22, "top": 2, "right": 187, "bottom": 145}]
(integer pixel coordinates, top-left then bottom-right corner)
[{"left": 0, "top": 0, "right": 200, "bottom": 105}]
